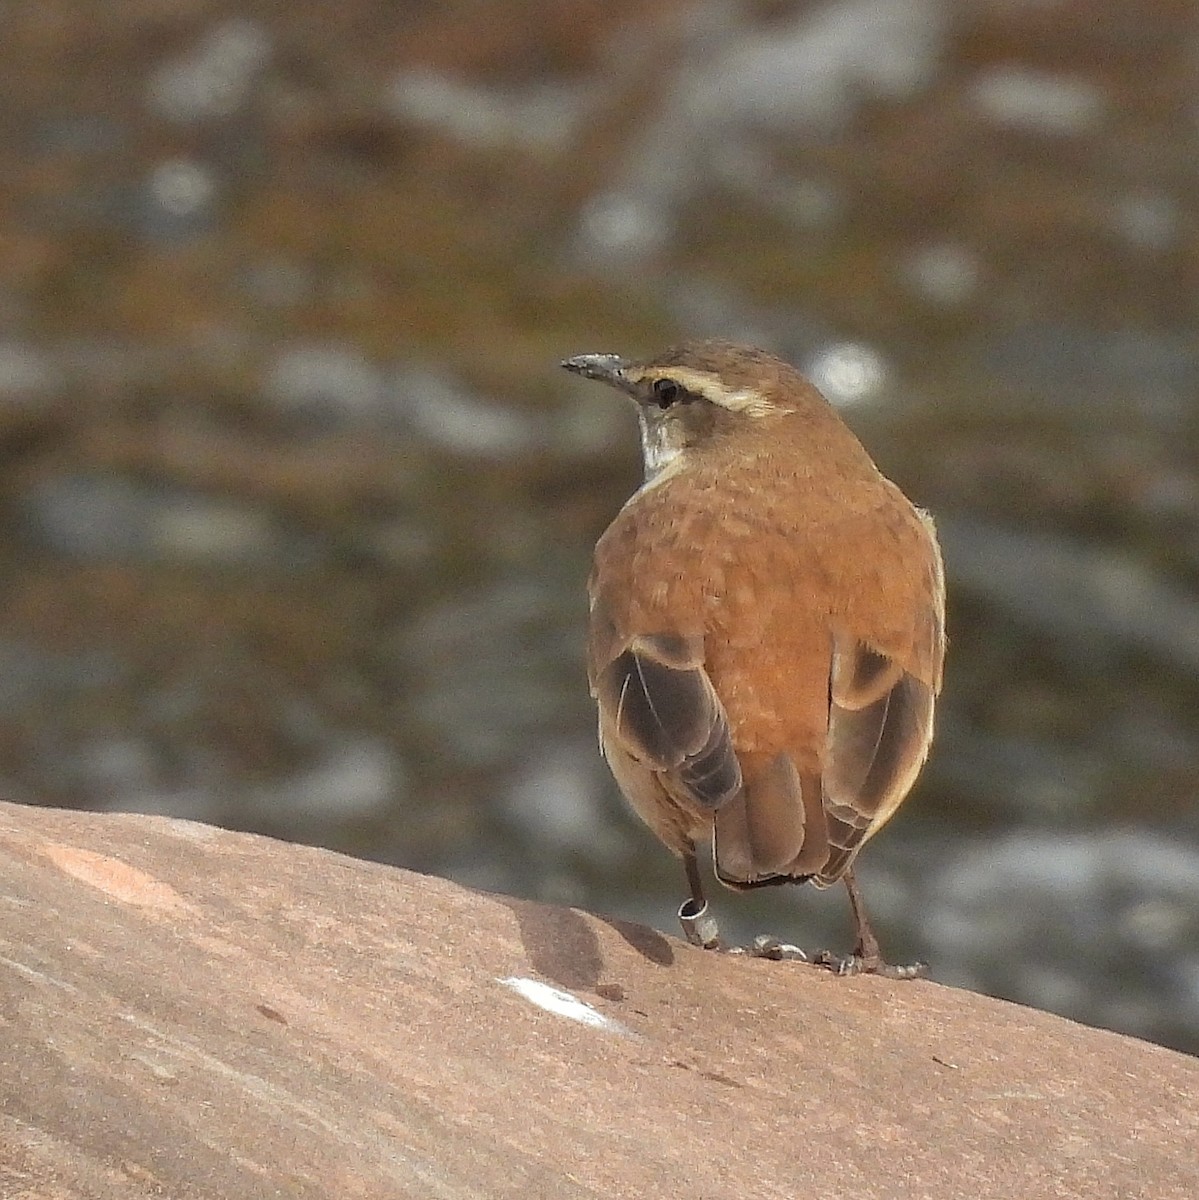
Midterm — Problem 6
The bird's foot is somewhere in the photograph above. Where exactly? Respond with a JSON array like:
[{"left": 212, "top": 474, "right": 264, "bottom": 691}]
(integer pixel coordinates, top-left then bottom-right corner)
[
  {"left": 676, "top": 907, "right": 921, "bottom": 976},
  {"left": 811, "top": 949, "right": 927, "bottom": 980},
  {"left": 746, "top": 934, "right": 809, "bottom": 962},
  {"left": 676, "top": 907, "right": 808, "bottom": 961}
]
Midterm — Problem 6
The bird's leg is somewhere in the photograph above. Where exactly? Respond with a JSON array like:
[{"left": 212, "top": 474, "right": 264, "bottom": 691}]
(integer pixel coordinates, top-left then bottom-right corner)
[
  {"left": 677, "top": 847, "right": 723, "bottom": 949},
  {"left": 812, "top": 869, "right": 926, "bottom": 979}
]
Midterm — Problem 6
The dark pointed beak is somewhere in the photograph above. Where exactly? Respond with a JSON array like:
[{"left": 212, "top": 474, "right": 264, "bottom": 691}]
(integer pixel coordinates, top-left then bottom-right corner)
[{"left": 561, "top": 353, "right": 635, "bottom": 394}]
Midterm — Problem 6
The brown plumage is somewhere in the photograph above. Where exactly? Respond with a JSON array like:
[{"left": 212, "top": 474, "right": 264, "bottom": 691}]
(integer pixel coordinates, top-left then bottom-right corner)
[{"left": 563, "top": 340, "right": 945, "bottom": 975}]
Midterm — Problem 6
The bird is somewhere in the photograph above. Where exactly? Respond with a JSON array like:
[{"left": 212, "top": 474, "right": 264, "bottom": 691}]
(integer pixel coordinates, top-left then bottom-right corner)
[{"left": 562, "top": 340, "right": 945, "bottom": 977}]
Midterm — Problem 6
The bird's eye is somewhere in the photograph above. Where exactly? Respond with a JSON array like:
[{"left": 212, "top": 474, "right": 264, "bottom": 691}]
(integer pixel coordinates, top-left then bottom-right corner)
[{"left": 652, "top": 378, "right": 682, "bottom": 409}]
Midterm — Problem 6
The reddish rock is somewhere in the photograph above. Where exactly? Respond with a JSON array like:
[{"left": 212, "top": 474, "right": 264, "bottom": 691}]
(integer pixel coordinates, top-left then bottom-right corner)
[{"left": 0, "top": 800, "right": 1196, "bottom": 1199}]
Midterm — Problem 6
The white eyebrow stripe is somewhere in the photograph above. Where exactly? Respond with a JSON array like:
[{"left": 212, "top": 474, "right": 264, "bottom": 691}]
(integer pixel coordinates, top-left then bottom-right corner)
[
  {"left": 719, "top": 388, "right": 777, "bottom": 415},
  {"left": 635, "top": 367, "right": 778, "bottom": 415}
]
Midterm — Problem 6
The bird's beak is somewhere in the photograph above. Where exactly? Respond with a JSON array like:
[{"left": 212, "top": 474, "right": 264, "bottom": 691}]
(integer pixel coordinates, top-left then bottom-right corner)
[{"left": 561, "top": 353, "right": 636, "bottom": 395}]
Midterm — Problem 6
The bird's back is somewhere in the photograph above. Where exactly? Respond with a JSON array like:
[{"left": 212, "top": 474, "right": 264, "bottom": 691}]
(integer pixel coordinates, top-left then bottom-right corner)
[{"left": 588, "top": 428, "right": 944, "bottom": 884}]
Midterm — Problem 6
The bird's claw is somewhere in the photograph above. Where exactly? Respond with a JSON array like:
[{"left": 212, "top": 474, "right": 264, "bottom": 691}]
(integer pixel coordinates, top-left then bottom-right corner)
[
  {"left": 812, "top": 949, "right": 928, "bottom": 979},
  {"left": 677, "top": 901, "right": 923, "bottom": 978},
  {"left": 749, "top": 934, "right": 809, "bottom": 962}
]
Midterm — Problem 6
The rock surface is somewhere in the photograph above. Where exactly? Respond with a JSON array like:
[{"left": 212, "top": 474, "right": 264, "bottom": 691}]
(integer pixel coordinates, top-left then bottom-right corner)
[{"left": 1, "top": 800, "right": 1196, "bottom": 1200}]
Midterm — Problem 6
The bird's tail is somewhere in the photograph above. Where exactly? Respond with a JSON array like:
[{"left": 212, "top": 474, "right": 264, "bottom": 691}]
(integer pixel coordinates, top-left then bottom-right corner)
[{"left": 712, "top": 751, "right": 828, "bottom": 888}]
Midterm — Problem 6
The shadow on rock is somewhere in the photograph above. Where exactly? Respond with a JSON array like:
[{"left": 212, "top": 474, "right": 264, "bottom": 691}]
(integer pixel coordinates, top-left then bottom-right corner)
[{"left": 499, "top": 897, "right": 674, "bottom": 992}]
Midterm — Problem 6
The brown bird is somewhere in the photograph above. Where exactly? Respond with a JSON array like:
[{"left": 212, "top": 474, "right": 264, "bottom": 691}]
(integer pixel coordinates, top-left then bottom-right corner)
[{"left": 563, "top": 340, "right": 945, "bottom": 976}]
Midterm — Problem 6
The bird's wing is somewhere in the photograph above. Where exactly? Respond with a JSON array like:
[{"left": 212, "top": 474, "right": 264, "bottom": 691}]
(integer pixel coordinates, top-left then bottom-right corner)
[
  {"left": 811, "top": 501, "right": 944, "bottom": 884},
  {"left": 816, "top": 631, "right": 940, "bottom": 884},
  {"left": 588, "top": 616, "right": 742, "bottom": 813}
]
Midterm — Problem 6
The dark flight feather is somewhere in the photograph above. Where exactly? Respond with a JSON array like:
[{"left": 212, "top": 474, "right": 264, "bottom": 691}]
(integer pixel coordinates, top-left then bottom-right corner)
[
  {"left": 818, "top": 640, "right": 936, "bottom": 883},
  {"left": 592, "top": 633, "right": 742, "bottom": 811}
]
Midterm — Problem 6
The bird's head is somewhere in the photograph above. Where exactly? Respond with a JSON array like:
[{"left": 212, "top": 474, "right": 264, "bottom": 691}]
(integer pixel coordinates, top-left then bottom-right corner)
[{"left": 562, "top": 339, "right": 833, "bottom": 483}]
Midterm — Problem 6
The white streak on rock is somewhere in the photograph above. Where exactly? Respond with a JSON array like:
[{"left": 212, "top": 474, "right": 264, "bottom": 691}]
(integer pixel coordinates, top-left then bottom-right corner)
[{"left": 499, "top": 977, "right": 629, "bottom": 1035}]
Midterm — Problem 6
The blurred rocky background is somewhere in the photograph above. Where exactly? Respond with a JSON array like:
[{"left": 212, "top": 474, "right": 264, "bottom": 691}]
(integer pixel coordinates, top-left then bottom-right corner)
[{"left": 0, "top": 0, "right": 1196, "bottom": 1053}]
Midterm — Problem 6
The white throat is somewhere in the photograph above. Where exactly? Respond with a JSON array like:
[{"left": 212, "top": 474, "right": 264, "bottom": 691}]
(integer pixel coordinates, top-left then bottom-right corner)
[{"left": 636, "top": 409, "right": 686, "bottom": 488}]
